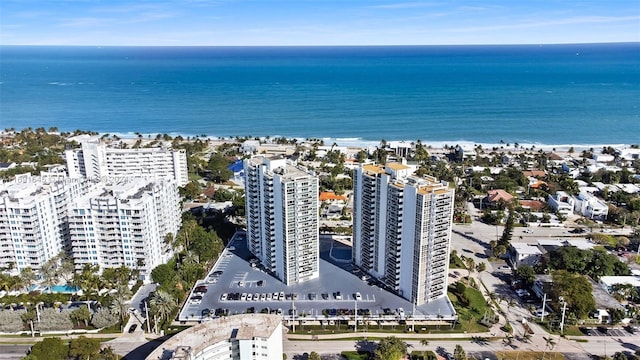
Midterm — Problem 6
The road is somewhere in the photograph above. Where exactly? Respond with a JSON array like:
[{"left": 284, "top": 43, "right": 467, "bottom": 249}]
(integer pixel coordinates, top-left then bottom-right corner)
[
  {"left": 283, "top": 335, "right": 640, "bottom": 358},
  {"left": 0, "top": 345, "right": 30, "bottom": 360}
]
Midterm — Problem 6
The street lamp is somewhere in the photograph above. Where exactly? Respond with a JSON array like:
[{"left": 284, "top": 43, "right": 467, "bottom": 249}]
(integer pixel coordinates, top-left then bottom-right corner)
[{"left": 559, "top": 296, "right": 567, "bottom": 335}]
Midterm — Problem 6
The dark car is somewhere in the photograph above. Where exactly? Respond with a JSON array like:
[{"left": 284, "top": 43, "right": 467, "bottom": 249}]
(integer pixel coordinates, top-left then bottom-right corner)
[{"left": 128, "top": 324, "right": 137, "bottom": 333}]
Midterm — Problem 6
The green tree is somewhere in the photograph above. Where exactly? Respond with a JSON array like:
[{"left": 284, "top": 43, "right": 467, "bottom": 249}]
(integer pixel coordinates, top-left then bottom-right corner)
[
  {"left": 309, "top": 352, "right": 321, "bottom": 360},
  {"left": 110, "top": 284, "right": 132, "bottom": 330},
  {"left": 206, "top": 153, "right": 233, "bottom": 183},
  {"left": 71, "top": 306, "right": 92, "bottom": 327},
  {"left": 476, "top": 262, "right": 486, "bottom": 273},
  {"left": 19, "top": 267, "right": 37, "bottom": 292},
  {"left": 550, "top": 270, "right": 596, "bottom": 319},
  {"left": 373, "top": 336, "right": 407, "bottom": 360},
  {"left": 179, "top": 181, "right": 201, "bottom": 199},
  {"left": 69, "top": 336, "right": 102, "bottom": 360},
  {"left": 454, "top": 344, "right": 467, "bottom": 360},
  {"left": 514, "top": 265, "right": 536, "bottom": 287},
  {"left": 28, "top": 337, "right": 68, "bottom": 360},
  {"left": 151, "top": 263, "right": 175, "bottom": 286},
  {"left": 149, "top": 289, "right": 177, "bottom": 328},
  {"left": 96, "top": 347, "right": 120, "bottom": 360}
]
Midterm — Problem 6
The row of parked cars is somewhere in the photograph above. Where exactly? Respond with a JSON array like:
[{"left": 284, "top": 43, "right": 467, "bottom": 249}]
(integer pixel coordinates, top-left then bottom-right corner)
[{"left": 220, "top": 291, "right": 287, "bottom": 302}]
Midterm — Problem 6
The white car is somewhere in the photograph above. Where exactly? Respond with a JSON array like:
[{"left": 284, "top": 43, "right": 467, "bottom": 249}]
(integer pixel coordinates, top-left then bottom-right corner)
[
  {"left": 355, "top": 292, "right": 362, "bottom": 301},
  {"left": 220, "top": 293, "right": 228, "bottom": 301},
  {"left": 397, "top": 307, "right": 405, "bottom": 318},
  {"left": 535, "top": 309, "right": 549, "bottom": 317},
  {"left": 238, "top": 281, "right": 245, "bottom": 287},
  {"left": 241, "top": 293, "right": 248, "bottom": 301}
]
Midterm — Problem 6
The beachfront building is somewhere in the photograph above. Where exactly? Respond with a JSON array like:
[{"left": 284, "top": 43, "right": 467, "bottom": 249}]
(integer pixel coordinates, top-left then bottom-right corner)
[
  {"left": 244, "top": 156, "right": 319, "bottom": 285},
  {"left": 0, "top": 173, "right": 93, "bottom": 274},
  {"left": 68, "top": 178, "right": 180, "bottom": 280},
  {"left": 145, "top": 314, "right": 283, "bottom": 360},
  {"left": 353, "top": 162, "right": 454, "bottom": 306},
  {"left": 65, "top": 140, "right": 188, "bottom": 186}
]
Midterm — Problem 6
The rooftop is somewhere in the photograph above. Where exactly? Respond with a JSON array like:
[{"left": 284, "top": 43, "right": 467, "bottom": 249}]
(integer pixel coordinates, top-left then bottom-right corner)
[
  {"left": 145, "top": 314, "right": 281, "bottom": 360},
  {"left": 511, "top": 243, "right": 543, "bottom": 255}
]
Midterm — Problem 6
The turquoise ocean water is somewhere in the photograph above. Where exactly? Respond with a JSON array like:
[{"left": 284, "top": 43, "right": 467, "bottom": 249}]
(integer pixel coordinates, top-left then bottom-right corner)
[{"left": 1, "top": 44, "right": 638, "bottom": 146}]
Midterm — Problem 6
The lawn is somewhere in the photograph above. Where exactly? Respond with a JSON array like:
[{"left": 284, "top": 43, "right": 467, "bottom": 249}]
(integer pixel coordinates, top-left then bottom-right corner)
[
  {"left": 449, "top": 253, "right": 466, "bottom": 269},
  {"left": 494, "top": 351, "right": 565, "bottom": 360},
  {"left": 341, "top": 351, "right": 371, "bottom": 360},
  {"left": 448, "top": 283, "right": 492, "bottom": 333}
]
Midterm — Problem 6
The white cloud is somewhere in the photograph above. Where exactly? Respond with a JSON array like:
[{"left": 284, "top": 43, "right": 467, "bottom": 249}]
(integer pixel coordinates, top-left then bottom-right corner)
[{"left": 449, "top": 15, "right": 640, "bottom": 33}]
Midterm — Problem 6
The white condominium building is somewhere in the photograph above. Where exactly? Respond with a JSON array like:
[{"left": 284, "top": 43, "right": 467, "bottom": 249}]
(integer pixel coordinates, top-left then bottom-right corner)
[
  {"left": 68, "top": 178, "right": 181, "bottom": 280},
  {"left": 353, "top": 163, "right": 454, "bottom": 305},
  {"left": 65, "top": 140, "right": 189, "bottom": 186},
  {"left": 244, "top": 156, "right": 319, "bottom": 285},
  {"left": 0, "top": 173, "right": 92, "bottom": 273},
  {"left": 145, "top": 314, "right": 283, "bottom": 360}
]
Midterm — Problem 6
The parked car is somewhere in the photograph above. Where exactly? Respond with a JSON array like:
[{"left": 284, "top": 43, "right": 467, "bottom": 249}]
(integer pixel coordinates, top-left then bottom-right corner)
[{"left": 128, "top": 324, "right": 137, "bottom": 333}]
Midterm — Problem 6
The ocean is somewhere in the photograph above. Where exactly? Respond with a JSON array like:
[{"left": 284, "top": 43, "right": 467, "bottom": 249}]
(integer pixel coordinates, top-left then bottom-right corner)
[{"left": 1, "top": 43, "right": 639, "bottom": 147}]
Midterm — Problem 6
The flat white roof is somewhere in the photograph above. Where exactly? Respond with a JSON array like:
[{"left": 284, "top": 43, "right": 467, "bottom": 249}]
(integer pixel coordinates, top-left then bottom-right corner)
[
  {"left": 512, "top": 243, "right": 542, "bottom": 255},
  {"left": 600, "top": 276, "right": 640, "bottom": 288}
]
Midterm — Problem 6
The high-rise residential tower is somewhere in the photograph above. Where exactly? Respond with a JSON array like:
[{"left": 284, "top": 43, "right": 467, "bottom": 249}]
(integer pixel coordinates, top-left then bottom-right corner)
[
  {"left": 244, "top": 156, "right": 319, "bottom": 285},
  {"left": 353, "top": 163, "right": 454, "bottom": 306},
  {"left": 65, "top": 139, "right": 189, "bottom": 186},
  {"left": 68, "top": 178, "right": 181, "bottom": 280},
  {"left": 0, "top": 173, "right": 92, "bottom": 274}
]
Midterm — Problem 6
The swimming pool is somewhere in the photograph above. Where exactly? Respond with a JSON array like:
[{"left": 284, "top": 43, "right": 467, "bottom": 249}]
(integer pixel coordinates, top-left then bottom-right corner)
[{"left": 28, "top": 284, "right": 80, "bottom": 293}]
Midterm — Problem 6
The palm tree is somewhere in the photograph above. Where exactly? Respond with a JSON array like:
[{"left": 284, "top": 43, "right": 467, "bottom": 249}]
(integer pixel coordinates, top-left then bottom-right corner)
[
  {"left": 542, "top": 336, "right": 557, "bottom": 360},
  {"left": 110, "top": 284, "right": 132, "bottom": 330},
  {"left": 19, "top": 267, "right": 37, "bottom": 292},
  {"left": 149, "top": 289, "right": 177, "bottom": 329},
  {"left": 464, "top": 257, "right": 475, "bottom": 278},
  {"left": 40, "top": 256, "right": 60, "bottom": 292}
]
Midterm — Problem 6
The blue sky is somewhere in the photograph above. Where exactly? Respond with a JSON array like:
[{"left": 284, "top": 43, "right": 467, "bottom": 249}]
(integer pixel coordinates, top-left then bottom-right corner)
[{"left": 1, "top": 0, "right": 639, "bottom": 45}]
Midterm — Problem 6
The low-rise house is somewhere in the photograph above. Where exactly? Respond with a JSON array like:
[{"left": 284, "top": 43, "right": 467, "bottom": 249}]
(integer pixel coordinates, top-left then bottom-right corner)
[
  {"left": 547, "top": 191, "right": 575, "bottom": 216},
  {"left": 486, "top": 189, "right": 514, "bottom": 207},
  {"left": 0, "top": 162, "right": 16, "bottom": 172},
  {"left": 509, "top": 243, "right": 543, "bottom": 268},
  {"left": 600, "top": 276, "right": 640, "bottom": 294},
  {"left": 319, "top": 192, "right": 347, "bottom": 203},
  {"left": 617, "top": 183, "right": 640, "bottom": 194},
  {"left": 519, "top": 200, "right": 545, "bottom": 211},
  {"left": 574, "top": 190, "right": 608, "bottom": 220},
  {"left": 532, "top": 275, "right": 553, "bottom": 299}
]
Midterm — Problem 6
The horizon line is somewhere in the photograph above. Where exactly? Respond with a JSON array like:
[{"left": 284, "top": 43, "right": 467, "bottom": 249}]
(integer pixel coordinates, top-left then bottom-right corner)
[{"left": 2, "top": 41, "right": 639, "bottom": 48}]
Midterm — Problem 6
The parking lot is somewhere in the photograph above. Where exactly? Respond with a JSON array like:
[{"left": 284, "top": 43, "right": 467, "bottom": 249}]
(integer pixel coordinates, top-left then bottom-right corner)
[
  {"left": 178, "top": 232, "right": 456, "bottom": 322},
  {"left": 581, "top": 327, "right": 636, "bottom": 337}
]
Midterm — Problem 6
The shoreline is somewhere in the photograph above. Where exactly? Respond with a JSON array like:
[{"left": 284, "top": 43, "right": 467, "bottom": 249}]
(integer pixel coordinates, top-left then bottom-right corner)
[{"left": 87, "top": 131, "right": 635, "bottom": 153}]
